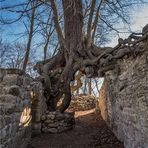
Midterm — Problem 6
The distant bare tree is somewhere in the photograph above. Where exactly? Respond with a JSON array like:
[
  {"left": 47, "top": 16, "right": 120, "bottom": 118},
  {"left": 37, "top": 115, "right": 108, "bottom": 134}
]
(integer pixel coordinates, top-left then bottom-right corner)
[
  {"left": 0, "top": 40, "right": 25, "bottom": 68},
  {"left": 0, "top": 39, "right": 37, "bottom": 76},
  {"left": 22, "top": 1, "right": 37, "bottom": 71}
]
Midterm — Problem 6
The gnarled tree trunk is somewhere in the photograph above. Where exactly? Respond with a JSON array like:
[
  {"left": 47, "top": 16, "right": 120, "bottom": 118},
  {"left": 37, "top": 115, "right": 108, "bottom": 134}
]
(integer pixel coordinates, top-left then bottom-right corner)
[{"left": 34, "top": 0, "right": 148, "bottom": 113}]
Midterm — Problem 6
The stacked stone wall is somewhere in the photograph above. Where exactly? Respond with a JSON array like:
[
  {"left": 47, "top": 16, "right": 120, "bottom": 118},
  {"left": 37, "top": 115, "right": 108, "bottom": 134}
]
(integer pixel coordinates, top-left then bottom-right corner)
[
  {"left": 68, "top": 95, "right": 97, "bottom": 111},
  {"left": 99, "top": 51, "right": 148, "bottom": 148},
  {"left": 0, "top": 69, "right": 32, "bottom": 148}
]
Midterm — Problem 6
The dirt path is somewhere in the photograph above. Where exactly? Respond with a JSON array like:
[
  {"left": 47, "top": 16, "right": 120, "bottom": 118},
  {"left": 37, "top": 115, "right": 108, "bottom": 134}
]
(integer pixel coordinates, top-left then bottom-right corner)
[{"left": 29, "top": 109, "right": 124, "bottom": 148}]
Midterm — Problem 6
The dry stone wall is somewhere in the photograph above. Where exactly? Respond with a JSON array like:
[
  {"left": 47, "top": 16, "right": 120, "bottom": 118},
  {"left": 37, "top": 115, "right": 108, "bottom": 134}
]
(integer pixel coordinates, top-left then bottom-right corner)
[
  {"left": 68, "top": 95, "right": 97, "bottom": 111},
  {"left": 0, "top": 69, "right": 32, "bottom": 148},
  {"left": 99, "top": 51, "right": 148, "bottom": 148},
  {"left": 41, "top": 111, "right": 75, "bottom": 133}
]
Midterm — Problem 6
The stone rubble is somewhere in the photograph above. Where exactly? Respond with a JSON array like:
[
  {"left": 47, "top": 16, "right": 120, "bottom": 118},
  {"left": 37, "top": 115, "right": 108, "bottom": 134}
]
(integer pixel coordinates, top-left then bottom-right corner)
[
  {"left": 41, "top": 111, "right": 75, "bottom": 133},
  {"left": 68, "top": 95, "right": 97, "bottom": 111}
]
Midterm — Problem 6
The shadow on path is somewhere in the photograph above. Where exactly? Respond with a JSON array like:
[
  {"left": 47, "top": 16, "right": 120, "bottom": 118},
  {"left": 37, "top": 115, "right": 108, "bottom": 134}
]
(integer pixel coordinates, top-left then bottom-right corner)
[{"left": 29, "top": 109, "right": 124, "bottom": 148}]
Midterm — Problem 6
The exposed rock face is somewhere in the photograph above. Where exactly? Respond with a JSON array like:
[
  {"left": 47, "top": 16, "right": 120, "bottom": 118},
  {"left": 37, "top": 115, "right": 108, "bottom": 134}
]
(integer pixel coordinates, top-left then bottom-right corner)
[
  {"left": 99, "top": 51, "right": 148, "bottom": 148},
  {"left": 41, "top": 111, "right": 75, "bottom": 133},
  {"left": 68, "top": 95, "right": 97, "bottom": 111},
  {"left": 0, "top": 68, "right": 32, "bottom": 148}
]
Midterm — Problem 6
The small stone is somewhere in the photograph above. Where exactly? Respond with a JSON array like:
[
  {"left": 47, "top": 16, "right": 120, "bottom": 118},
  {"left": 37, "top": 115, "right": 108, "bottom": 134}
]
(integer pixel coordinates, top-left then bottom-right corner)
[
  {"left": 42, "top": 127, "right": 48, "bottom": 133},
  {"left": 23, "top": 76, "right": 32, "bottom": 86},
  {"left": 0, "top": 95, "right": 16, "bottom": 104},
  {"left": 47, "top": 128, "right": 58, "bottom": 133},
  {"left": 41, "top": 115, "right": 46, "bottom": 121},
  {"left": 45, "top": 111, "right": 49, "bottom": 114},
  {"left": 55, "top": 112, "right": 65, "bottom": 120},
  {"left": 0, "top": 127, "right": 7, "bottom": 141},
  {"left": 2, "top": 74, "right": 22, "bottom": 86},
  {"left": 58, "top": 126, "right": 72, "bottom": 133},
  {"left": 4, "top": 116, "right": 11, "bottom": 125},
  {"left": 8, "top": 85, "right": 20, "bottom": 96},
  {"left": 44, "top": 119, "right": 54, "bottom": 124},
  {"left": 42, "top": 111, "right": 75, "bottom": 133},
  {"left": 0, "top": 103, "right": 16, "bottom": 114},
  {"left": 47, "top": 122, "right": 59, "bottom": 128},
  {"left": 0, "top": 84, "right": 3, "bottom": 94},
  {"left": 47, "top": 113, "right": 55, "bottom": 120}
]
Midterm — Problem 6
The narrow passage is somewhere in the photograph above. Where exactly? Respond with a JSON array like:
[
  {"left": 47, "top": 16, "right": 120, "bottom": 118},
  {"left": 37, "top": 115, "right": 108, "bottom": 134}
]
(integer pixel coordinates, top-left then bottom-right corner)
[{"left": 29, "top": 109, "right": 124, "bottom": 148}]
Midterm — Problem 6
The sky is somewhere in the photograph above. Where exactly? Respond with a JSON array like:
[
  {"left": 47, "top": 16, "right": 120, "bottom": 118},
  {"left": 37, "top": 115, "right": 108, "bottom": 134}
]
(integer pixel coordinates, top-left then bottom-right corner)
[
  {"left": 131, "top": 5, "right": 148, "bottom": 31},
  {"left": 1, "top": 2, "right": 148, "bottom": 49},
  {"left": 108, "top": 4, "right": 148, "bottom": 46}
]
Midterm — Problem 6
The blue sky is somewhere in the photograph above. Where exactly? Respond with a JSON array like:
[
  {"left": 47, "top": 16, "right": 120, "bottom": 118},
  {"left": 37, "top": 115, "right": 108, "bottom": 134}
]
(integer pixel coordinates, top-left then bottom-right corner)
[
  {"left": 1, "top": 1, "right": 148, "bottom": 48},
  {"left": 108, "top": 4, "right": 148, "bottom": 46}
]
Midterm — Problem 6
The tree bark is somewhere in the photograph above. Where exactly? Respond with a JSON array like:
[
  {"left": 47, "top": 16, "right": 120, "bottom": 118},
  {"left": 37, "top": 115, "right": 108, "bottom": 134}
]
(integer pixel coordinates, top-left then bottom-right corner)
[
  {"left": 50, "top": 0, "right": 64, "bottom": 48},
  {"left": 34, "top": 0, "right": 147, "bottom": 113},
  {"left": 87, "top": 0, "right": 96, "bottom": 48},
  {"left": 61, "top": 0, "right": 83, "bottom": 81},
  {"left": 88, "top": 78, "right": 92, "bottom": 95},
  {"left": 22, "top": 1, "right": 36, "bottom": 71}
]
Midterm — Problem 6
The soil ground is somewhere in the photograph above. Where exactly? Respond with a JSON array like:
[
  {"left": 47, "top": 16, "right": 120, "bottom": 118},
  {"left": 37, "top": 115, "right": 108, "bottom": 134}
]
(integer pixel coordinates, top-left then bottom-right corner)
[{"left": 29, "top": 109, "right": 124, "bottom": 148}]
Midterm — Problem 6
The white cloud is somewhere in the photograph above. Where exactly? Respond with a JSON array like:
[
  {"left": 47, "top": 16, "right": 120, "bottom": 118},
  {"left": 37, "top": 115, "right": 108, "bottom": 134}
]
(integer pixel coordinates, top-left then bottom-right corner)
[
  {"left": 131, "top": 5, "right": 148, "bottom": 31},
  {"left": 108, "top": 5, "right": 148, "bottom": 47}
]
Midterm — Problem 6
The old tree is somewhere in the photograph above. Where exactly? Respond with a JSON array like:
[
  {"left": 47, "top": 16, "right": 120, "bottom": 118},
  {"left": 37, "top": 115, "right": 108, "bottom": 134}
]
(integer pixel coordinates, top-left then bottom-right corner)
[{"left": 34, "top": 0, "right": 148, "bottom": 112}]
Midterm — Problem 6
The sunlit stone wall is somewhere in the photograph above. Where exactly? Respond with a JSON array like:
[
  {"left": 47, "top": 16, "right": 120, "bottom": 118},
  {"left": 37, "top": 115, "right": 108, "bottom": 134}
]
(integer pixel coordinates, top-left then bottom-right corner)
[
  {"left": 68, "top": 95, "right": 97, "bottom": 111},
  {"left": 99, "top": 50, "right": 148, "bottom": 148}
]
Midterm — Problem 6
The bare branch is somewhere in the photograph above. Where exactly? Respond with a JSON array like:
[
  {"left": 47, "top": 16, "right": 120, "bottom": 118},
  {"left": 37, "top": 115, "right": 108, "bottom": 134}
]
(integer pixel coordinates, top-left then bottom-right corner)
[
  {"left": 92, "top": 0, "right": 104, "bottom": 43},
  {"left": 50, "top": 0, "right": 65, "bottom": 48},
  {"left": 87, "top": 0, "right": 96, "bottom": 48}
]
